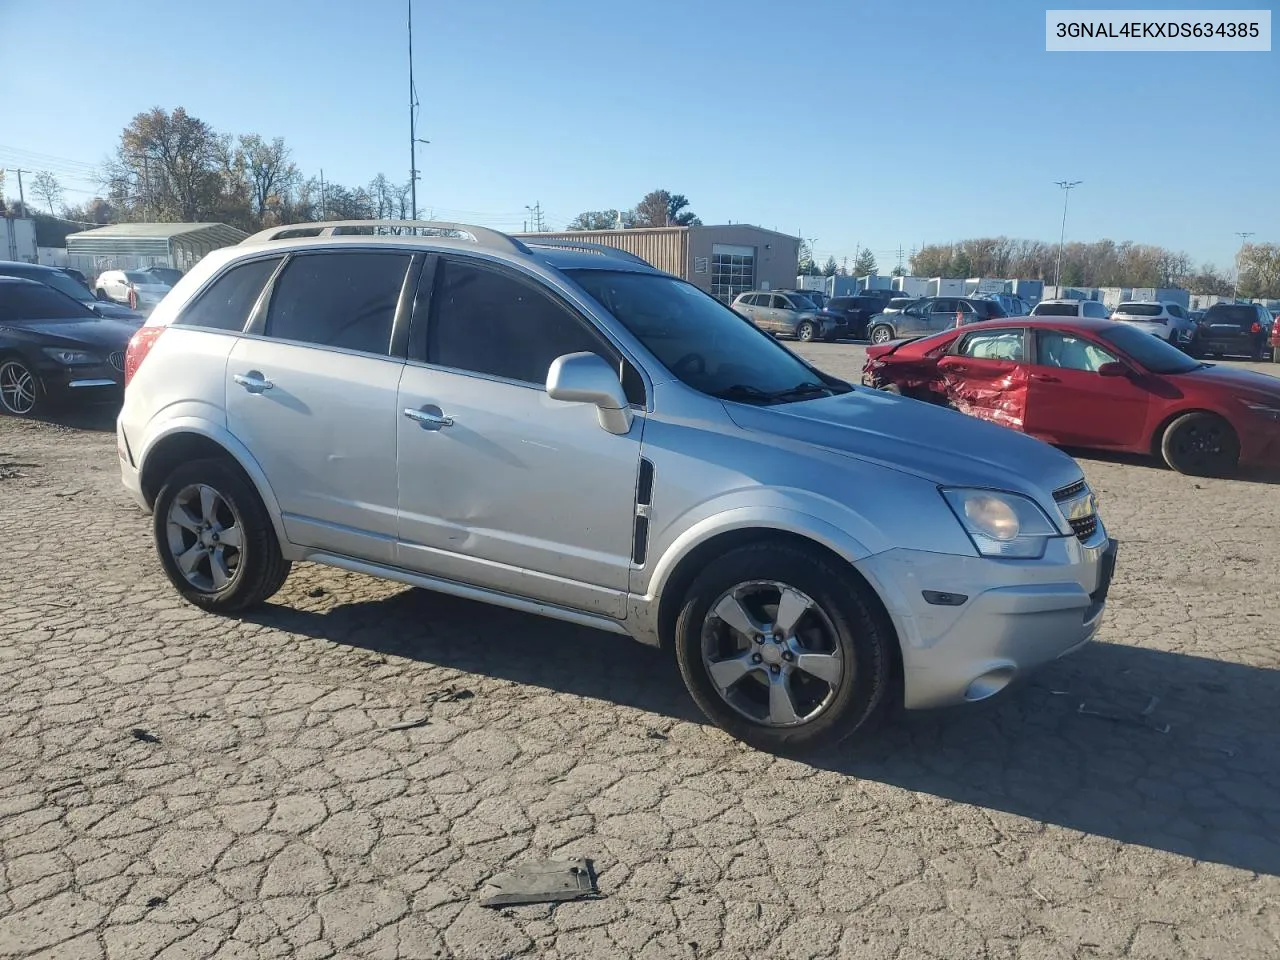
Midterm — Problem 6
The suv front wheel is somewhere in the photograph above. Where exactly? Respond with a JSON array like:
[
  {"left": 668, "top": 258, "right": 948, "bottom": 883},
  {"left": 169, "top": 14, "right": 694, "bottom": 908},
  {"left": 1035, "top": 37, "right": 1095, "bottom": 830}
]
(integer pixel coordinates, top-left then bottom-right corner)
[
  {"left": 153, "top": 458, "right": 292, "bottom": 612},
  {"left": 673, "top": 542, "right": 895, "bottom": 752}
]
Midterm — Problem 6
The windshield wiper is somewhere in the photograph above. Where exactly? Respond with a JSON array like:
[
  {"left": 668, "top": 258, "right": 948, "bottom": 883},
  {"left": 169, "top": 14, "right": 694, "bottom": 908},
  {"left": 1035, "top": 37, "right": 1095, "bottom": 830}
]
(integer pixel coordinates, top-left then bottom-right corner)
[{"left": 712, "top": 381, "right": 833, "bottom": 405}]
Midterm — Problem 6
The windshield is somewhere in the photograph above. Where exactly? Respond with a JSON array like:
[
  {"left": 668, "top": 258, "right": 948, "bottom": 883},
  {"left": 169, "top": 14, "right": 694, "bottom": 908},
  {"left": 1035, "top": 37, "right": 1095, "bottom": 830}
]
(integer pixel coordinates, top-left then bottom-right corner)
[
  {"left": 567, "top": 269, "right": 843, "bottom": 403},
  {"left": 1032, "top": 303, "right": 1079, "bottom": 316},
  {"left": 0, "top": 282, "right": 96, "bottom": 322},
  {"left": 125, "top": 271, "right": 154, "bottom": 284},
  {"left": 1116, "top": 303, "right": 1163, "bottom": 317},
  {"left": 1203, "top": 304, "right": 1257, "bottom": 328},
  {"left": 1096, "top": 323, "right": 1200, "bottom": 374},
  {"left": 787, "top": 294, "right": 817, "bottom": 310}
]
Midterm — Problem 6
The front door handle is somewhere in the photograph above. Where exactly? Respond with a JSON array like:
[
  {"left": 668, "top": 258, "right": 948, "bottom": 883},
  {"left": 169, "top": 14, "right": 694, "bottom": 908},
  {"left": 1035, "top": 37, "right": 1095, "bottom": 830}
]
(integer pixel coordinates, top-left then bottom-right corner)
[
  {"left": 233, "top": 371, "right": 274, "bottom": 394},
  {"left": 404, "top": 406, "right": 454, "bottom": 430},
  {"left": 1030, "top": 373, "right": 1060, "bottom": 383}
]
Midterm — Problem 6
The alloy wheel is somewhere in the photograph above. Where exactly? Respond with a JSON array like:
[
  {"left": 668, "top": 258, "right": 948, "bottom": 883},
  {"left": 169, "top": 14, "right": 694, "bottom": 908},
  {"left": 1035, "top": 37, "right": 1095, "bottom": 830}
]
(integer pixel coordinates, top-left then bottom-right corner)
[
  {"left": 0, "top": 360, "right": 37, "bottom": 415},
  {"left": 165, "top": 483, "right": 246, "bottom": 593},
  {"left": 870, "top": 327, "right": 891, "bottom": 344},
  {"left": 700, "top": 580, "right": 844, "bottom": 728}
]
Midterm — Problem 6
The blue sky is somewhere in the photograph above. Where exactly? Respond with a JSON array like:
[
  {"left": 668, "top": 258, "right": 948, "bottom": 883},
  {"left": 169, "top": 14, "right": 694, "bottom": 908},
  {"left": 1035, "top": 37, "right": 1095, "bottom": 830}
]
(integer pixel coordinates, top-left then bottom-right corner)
[{"left": 2, "top": 0, "right": 1276, "bottom": 271}]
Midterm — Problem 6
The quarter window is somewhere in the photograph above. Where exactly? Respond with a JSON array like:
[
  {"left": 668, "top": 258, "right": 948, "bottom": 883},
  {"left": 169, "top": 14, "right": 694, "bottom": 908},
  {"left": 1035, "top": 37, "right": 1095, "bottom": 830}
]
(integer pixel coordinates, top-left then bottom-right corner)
[
  {"left": 177, "top": 257, "right": 282, "bottom": 332},
  {"left": 426, "top": 258, "right": 614, "bottom": 386},
  {"left": 264, "top": 252, "right": 410, "bottom": 355}
]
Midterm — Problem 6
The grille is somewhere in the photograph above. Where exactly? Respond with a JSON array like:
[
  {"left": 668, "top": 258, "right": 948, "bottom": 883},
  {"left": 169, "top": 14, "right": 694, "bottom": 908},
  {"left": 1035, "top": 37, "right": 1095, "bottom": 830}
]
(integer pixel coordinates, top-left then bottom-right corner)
[
  {"left": 108, "top": 351, "right": 125, "bottom": 373},
  {"left": 1069, "top": 515, "right": 1098, "bottom": 542},
  {"left": 1053, "top": 478, "right": 1088, "bottom": 502}
]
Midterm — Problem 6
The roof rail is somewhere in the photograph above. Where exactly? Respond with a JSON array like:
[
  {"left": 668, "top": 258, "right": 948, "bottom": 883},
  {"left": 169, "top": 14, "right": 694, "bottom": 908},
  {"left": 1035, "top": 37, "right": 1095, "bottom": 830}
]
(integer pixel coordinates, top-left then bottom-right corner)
[
  {"left": 240, "top": 219, "right": 531, "bottom": 255},
  {"left": 522, "top": 239, "right": 651, "bottom": 266}
]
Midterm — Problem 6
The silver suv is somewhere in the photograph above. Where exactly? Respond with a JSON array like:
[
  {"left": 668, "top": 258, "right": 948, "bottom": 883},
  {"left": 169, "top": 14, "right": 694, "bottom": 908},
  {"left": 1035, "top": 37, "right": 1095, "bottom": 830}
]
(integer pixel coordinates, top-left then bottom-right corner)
[
  {"left": 118, "top": 220, "right": 1115, "bottom": 751},
  {"left": 730, "top": 290, "right": 842, "bottom": 342}
]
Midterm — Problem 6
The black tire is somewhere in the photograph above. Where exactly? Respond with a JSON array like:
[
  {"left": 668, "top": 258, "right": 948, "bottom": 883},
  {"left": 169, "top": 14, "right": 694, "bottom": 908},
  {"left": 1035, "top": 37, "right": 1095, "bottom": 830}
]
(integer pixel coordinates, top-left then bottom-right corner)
[
  {"left": 1160, "top": 412, "right": 1241, "bottom": 477},
  {"left": 0, "top": 355, "right": 43, "bottom": 417},
  {"left": 822, "top": 332, "right": 838, "bottom": 343},
  {"left": 796, "top": 321, "right": 816, "bottom": 342},
  {"left": 152, "top": 457, "right": 291, "bottom": 612},
  {"left": 672, "top": 541, "right": 895, "bottom": 753},
  {"left": 869, "top": 324, "right": 893, "bottom": 345}
]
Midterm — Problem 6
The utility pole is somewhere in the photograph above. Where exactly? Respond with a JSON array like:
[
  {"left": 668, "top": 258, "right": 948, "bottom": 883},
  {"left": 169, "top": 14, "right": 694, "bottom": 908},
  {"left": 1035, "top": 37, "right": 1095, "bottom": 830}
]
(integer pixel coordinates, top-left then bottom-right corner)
[
  {"left": 408, "top": 0, "right": 429, "bottom": 222},
  {"left": 525, "top": 202, "right": 544, "bottom": 232},
  {"left": 319, "top": 169, "right": 326, "bottom": 219},
  {"left": 896, "top": 244, "right": 905, "bottom": 274},
  {"left": 1053, "top": 180, "right": 1082, "bottom": 298},
  {"left": 1233, "top": 231, "right": 1255, "bottom": 300},
  {"left": 10, "top": 168, "right": 29, "bottom": 211}
]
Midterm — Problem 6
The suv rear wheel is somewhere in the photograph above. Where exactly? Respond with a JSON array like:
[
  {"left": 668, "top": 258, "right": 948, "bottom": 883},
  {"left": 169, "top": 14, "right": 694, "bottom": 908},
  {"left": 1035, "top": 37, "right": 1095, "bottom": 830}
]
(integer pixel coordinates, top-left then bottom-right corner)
[
  {"left": 153, "top": 458, "right": 291, "bottom": 612},
  {"left": 673, "top": 542, "right": 894, "bottom": 752},
  {"left": 869, "top": 324, "right": 893, "bottom": 345}
]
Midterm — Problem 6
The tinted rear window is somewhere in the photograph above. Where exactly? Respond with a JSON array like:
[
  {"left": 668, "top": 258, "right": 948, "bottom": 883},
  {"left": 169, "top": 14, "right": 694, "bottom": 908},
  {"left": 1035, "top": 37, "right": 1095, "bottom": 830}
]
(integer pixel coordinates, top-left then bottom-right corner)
[
  {"left": 1116, "top": 303, "right": 1163, "bottom": 317},
  {"left": 264, "top": 252, "right": 410, "bottom": 355},
  {"left": 177, "top": 257, "right": 282, "bottom": 332},
  {"left": 1203, "top": 305, "right": 1258, "bottom": 328},
  {"left": 972, "top": 301, "right": 1007, "bottom": 318},
  {"left": 1032, "top": 303, "right": 1079, "bottom": 316}
]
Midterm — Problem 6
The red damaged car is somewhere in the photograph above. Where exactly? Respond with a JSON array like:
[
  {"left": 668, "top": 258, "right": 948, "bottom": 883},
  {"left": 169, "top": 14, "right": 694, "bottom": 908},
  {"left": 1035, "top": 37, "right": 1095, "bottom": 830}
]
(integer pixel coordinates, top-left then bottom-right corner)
[{"left": 861, "top": 317, "right": 1280, "bottom": 476}]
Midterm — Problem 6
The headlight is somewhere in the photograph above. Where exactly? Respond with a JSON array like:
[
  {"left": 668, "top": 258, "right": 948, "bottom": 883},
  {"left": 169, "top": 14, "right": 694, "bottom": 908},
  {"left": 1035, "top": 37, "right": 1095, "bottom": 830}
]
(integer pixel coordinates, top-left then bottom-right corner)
[
  {"left": 940, "top": 488, "right": 1061, "bottom": 559},
  {"left": 42, "top": 348, "right": 97, "bottom": 366}
]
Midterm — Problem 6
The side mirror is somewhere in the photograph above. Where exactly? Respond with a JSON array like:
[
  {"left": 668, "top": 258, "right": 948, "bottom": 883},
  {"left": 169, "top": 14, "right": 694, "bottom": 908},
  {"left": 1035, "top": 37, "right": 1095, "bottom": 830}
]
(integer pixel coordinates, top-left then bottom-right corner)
[
  {"left": 546, "top": 352, "right": 633, "bottom": 435},
  {"left": 1097, "top": 361, "right": 1129, "bottom": 378}
]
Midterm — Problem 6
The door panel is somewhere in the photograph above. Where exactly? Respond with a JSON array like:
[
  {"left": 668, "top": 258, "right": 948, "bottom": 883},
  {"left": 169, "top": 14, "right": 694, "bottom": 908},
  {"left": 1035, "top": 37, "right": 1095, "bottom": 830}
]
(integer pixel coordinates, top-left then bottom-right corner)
[
  {"left": 395, "top": 367, "right": 642, "bottom": 617},
  {"left": 937, "top": 356, "right": 1028, "bottom": 430},
  {"left": 226, "top": 339, "right": 405, "bottom": 562},
  {"left": 1023, "top": 331, "right": 1149, "bottom": 448}
]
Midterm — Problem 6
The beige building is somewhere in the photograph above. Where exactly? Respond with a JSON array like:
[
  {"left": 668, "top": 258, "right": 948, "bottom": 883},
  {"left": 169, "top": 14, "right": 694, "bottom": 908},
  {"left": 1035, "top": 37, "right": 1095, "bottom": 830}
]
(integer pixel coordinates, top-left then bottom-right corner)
[{"left": 514, "top": 225, "right": 800, "bottom": 303}]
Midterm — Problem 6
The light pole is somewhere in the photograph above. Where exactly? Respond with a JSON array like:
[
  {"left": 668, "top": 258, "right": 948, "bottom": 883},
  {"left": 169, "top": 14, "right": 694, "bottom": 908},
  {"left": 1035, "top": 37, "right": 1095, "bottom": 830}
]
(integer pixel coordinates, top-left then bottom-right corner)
[
  {"left": 1053, "top": 180, "right": 1082, "bottom": 298},
  {"left": 1233, "top": 231, "right": 1255, "bottom": 300}
]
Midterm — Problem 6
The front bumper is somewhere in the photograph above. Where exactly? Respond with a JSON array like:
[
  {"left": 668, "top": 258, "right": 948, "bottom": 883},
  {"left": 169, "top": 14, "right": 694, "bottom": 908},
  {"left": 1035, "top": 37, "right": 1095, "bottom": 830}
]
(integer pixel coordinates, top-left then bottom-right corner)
[
  {"left": 857, "top": 532, "right": 1116, "bottom": 710},
  {"left": 35, "top": 360, "right": 124, "bottom": 404}
]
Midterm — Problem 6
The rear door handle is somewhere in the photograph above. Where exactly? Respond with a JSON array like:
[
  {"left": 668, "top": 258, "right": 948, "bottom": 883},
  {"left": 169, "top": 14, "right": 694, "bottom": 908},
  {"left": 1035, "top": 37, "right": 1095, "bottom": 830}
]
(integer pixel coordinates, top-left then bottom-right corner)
[
  {"left": 233, "top": 371, "right": 274, "bottom": 393},
  {"left": 404, "top": 406, "right": 454, "bottom": 430}
]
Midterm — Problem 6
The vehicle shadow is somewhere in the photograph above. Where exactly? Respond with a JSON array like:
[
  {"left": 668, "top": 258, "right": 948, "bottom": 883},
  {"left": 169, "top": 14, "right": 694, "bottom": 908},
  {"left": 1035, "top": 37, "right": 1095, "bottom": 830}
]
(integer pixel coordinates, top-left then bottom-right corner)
[
  {"left": 250, "top": 587, "right": 1280, "bottom": 876},
  {"left": 1065, "top": 447, "right": 1280, "bottom": 486},
  {"left": 33, "top": 401, "right": 120, "bottom": 433}
]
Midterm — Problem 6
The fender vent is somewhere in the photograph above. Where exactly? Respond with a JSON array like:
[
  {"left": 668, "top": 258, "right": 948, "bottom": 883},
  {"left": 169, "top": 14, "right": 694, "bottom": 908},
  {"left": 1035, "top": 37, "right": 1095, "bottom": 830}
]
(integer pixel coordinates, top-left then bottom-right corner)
[{"left": 632, "top": 458, "right": 654, "bottom": 565}]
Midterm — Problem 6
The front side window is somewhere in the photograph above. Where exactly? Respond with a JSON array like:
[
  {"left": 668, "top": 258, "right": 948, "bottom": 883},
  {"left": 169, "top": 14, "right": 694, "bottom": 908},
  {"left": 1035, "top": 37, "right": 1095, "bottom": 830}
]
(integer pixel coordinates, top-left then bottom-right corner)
[
  {"left": 264, "top": 252, "right": 410, "bottom": 356},
  {"left": 1095, "top": 324, "right": 1200, "bottom": 373},
  {"left": 568, "top": 269, "right": 841, "bottom": 404},
  {"left": 178, "top": 257, "right": 281, "bottom": 332},
  {"left": 1036, "top": 331, "right": 1117, "bottom": 372},
  {"left": 427, "top": 258, "right": 612, "bottom": 385},
  {"left": 957, "top": 329, "right": 1025, "bottom": 362}
]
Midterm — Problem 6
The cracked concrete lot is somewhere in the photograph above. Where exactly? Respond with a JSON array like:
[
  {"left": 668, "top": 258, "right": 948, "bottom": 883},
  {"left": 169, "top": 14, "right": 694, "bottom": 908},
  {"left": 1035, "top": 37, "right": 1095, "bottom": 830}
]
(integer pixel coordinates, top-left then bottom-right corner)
[{"left": 1, "top": 343, "right": 1278, "bottom": 959}]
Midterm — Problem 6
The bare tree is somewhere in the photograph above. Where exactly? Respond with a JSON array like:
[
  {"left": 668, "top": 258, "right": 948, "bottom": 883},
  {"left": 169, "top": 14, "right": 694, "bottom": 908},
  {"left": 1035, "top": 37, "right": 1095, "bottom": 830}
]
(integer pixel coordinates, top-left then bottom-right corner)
[
  {"left": 239, "top": 135, "right": 297, "bottom": 226},
  {"left": 32, "top": 171, "right": 63, "bottom": 215}
]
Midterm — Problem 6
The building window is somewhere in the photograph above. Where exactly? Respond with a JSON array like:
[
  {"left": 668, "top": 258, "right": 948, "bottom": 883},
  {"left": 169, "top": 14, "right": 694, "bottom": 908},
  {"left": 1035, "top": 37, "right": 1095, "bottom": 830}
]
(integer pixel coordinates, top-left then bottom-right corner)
[{"left": 710, "top": 244, "right": 755, "bottom": 303}]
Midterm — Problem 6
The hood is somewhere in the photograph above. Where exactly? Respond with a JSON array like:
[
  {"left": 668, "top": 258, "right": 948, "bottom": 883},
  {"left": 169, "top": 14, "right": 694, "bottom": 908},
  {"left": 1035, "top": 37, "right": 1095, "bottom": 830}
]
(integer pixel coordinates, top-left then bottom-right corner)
[
  {"left": 723, "top": 387, "right": 1084, "bottom": 499},
  {"left": 89, "top": 300, "right": 144, "bottom": 321},
  {"left": 2, "top": 315, "right": 141, "bottom": 351},
  {"left": 1182, "top": 363, "right": 1280, "bottom": 399}
]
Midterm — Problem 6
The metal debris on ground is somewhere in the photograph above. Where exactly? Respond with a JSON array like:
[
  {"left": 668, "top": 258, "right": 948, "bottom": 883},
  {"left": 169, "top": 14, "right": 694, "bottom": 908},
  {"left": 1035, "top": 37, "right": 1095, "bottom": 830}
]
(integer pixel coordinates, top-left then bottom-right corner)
[
  {"left": 130, "top": 728, "right": 161, "bottom": 744},
  {"left": 478, "top": 858, "right": 599, "bottom": 908},
  {"left": 384, "top": 685, "right": 475, "bottom": 730},
  {"left": 307, "top": 586, "right": 326, "bottom": 598},
  {"left": 1076, "top": 699, "right": 1170, "bottom": 733}
]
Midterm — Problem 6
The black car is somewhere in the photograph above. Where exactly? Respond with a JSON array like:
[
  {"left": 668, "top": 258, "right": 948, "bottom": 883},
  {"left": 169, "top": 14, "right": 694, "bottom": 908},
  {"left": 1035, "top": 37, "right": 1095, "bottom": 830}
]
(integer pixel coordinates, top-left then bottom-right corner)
[
  {"left": 0, "top": 277, "right": 137, "bottom": 417},
  {"left": 0, "top": 260, "right": 145, "bottom": 322},
  {"left": 1194, "top": 302, "right": 1273, "bottom": 360},
  {"left": 825, "top": 292, "right": 911, "bottom": 340}
]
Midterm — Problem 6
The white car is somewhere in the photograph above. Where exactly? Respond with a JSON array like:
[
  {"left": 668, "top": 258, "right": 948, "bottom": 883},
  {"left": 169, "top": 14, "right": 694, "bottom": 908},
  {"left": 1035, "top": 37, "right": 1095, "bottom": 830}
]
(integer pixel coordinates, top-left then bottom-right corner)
[
  {"left": 94, "top": 270, "right": 172, "bottom": 315},
  {"left": 1029, "top": 299, "right": 1113, "bottom": 320},
  {"left": 1109, "top": 301, "right": 1195, "bottom": 347}
]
